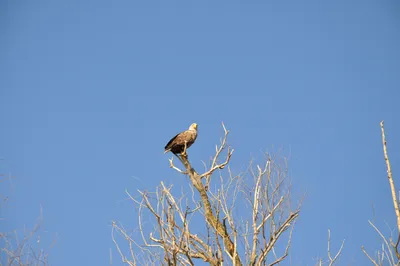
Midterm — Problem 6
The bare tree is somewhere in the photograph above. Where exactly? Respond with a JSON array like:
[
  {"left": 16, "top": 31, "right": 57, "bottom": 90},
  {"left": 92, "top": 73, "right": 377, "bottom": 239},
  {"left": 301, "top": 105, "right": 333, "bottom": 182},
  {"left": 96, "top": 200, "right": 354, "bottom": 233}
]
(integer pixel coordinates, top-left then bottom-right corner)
[
  {"left": 112, "top": 123, "right": 301, "bottom": 265},
  {"left": 361, "top": 121, "right": 400, "bottom": 266},
  {"left": 0, "top": 171, "right": 53, "bottom": 266}
]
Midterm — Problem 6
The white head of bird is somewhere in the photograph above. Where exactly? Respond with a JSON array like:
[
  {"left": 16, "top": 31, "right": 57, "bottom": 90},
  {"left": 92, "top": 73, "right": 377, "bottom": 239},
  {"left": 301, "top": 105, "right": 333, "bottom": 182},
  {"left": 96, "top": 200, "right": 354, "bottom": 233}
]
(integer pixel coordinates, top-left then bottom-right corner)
[{"left": 189, "top": 123, "right": 198, "bottom": 131}]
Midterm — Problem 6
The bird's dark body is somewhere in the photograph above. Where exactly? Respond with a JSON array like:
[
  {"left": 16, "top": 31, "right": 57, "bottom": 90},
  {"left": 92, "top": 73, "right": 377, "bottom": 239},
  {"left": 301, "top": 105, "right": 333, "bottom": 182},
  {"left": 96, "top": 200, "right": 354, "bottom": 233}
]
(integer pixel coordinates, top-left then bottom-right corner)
[
  {"left": 164, "top": 126, "right": 197, "bottom": 154},
  {"left": 165, "top": 139, "right": 191, "bottom": 154}
]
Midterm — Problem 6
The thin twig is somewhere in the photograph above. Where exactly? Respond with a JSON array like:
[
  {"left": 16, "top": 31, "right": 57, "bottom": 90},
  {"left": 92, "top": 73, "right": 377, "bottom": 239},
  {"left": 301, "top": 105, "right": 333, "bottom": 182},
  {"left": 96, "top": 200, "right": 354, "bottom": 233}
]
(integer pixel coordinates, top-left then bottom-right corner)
[
  {"left": 362, "top": 246, "right": 380, "bottom": 266},
  {"left": 327, "top": 229, "right": 345, "bottom": 266}
]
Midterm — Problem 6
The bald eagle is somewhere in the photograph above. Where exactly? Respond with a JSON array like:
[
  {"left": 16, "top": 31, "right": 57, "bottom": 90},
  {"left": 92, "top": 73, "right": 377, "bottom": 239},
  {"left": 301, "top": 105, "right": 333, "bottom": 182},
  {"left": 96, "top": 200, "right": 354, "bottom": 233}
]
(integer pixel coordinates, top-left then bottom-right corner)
[{"left": 164, "top": 123, "right": 198, "bottom": 155}]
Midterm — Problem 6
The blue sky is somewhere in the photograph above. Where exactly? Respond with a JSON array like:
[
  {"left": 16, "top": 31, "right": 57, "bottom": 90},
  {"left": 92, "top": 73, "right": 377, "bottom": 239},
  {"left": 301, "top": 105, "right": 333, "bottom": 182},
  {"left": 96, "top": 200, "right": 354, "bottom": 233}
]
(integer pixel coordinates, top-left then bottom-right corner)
[{"left": 1, "top": 1, "right": 399, "bottom": 265}]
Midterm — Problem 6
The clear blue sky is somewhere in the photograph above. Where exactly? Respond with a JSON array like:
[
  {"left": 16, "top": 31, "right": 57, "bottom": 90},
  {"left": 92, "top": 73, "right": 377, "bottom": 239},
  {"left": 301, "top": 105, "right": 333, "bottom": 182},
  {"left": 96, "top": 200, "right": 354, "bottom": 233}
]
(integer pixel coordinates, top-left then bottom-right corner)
[{"left": 1, "top": 1, "right": 399, "bottom": 265}]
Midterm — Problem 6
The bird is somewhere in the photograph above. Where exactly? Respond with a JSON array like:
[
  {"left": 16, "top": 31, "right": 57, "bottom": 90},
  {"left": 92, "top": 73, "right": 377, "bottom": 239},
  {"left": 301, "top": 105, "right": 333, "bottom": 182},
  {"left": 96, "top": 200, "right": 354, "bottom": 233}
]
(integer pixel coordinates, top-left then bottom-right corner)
[{"left": 164, "top": 123, "right": 198, "bottom": 155}]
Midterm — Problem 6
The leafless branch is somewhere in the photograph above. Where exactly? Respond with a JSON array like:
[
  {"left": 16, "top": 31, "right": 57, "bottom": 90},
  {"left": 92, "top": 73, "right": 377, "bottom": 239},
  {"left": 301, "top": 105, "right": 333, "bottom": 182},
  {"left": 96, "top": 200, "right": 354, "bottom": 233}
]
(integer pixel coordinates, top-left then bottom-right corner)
[
  {"left": 380, "top": 121, "right": 399, "bottom": 232},
  {"left": 1, "top": 206, "right": 53, "bottom": 266},
  {"left": 361, "top": 246, "right": 381, "bottom": 266},
  {"left": 362, "top": 121, "right": 400, "bottom": 266},
  {"left": 169, "top": 157, "right": 187, "bottom": 174},
  {"left": 367, "top": 220, "right": 396, "bottom": 265},
  {"left": 327, "top": 229, "right": 345, "bottom": 266}
]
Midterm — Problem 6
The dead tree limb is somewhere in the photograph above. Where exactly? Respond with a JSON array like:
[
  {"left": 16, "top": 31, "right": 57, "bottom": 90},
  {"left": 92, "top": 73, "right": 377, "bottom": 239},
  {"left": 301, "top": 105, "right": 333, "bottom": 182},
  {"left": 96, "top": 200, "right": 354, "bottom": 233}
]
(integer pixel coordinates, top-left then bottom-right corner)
[
  {"left": 362, "top": 121, "right": 400, "bottom": 265},
  {"left": 380, "top": 121, "right": 400, "bottom": 234}
]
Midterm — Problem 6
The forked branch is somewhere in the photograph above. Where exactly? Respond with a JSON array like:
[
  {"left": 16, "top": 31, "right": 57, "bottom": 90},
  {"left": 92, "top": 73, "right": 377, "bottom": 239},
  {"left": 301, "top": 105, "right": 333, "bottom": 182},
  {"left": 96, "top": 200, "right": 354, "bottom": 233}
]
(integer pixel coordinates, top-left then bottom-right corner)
[{"left": 327, "top": 229, "right": 345, "bottom": 266}]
